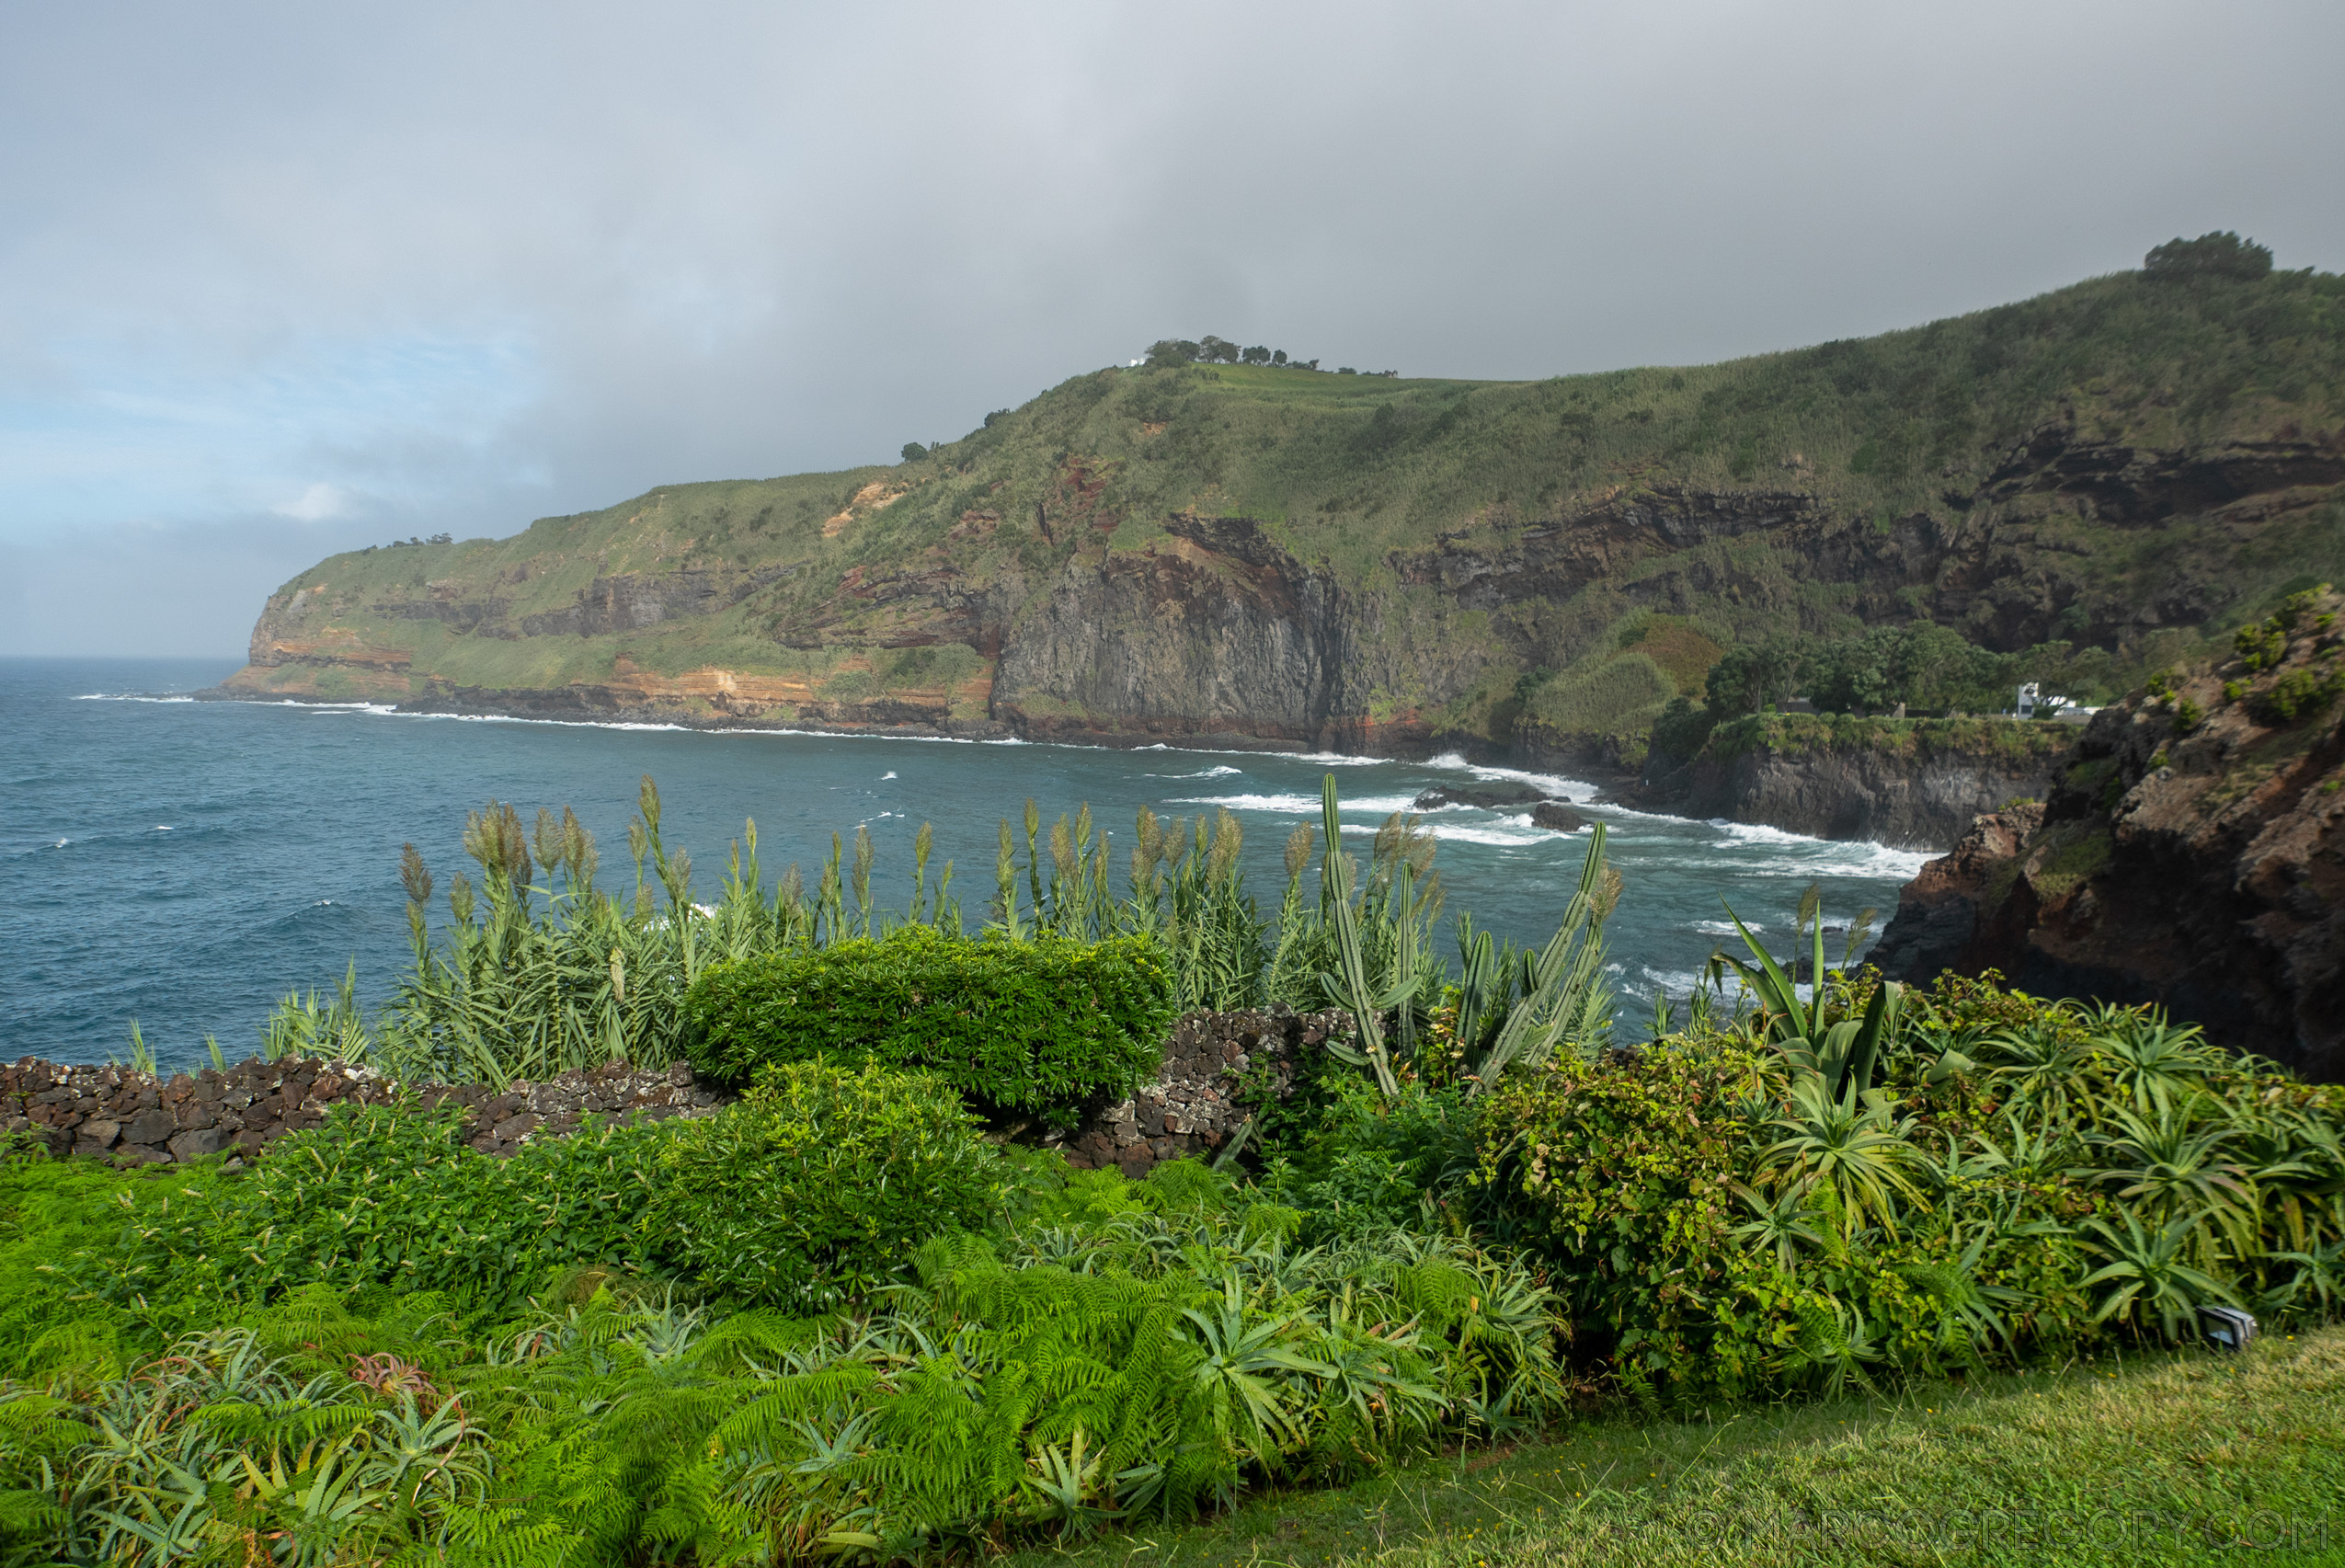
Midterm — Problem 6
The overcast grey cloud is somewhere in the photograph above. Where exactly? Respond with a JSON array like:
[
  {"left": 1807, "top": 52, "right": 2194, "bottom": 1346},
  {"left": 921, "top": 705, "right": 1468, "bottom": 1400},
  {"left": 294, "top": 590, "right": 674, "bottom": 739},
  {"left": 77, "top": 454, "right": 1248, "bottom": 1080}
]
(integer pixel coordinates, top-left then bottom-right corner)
[{"left": 2, "top": 0, "right": 2339, "bottom": 655}]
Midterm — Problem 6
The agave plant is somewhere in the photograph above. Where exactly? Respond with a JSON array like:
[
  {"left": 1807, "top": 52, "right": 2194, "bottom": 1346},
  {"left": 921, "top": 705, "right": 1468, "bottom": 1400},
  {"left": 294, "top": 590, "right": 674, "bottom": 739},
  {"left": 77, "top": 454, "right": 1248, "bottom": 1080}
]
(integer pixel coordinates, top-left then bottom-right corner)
[
  {"left": 1719, "top": 898, "right": 1908, "bottom": 1100},
  {"left": 1973, "top": 1016, "right": 2097, "bottom": 1116},
  {"left": 2083, "top": 1006, "right": 2225, "bottom": 1121},
  {"left": 2091, "top": 1104, "right": 2256, "bottom": 1258},
  {"left": 1729, "top": 1177, "right": 1831, "bottom": 1270},
  {"left": 1764, "top": 1075, "right": 1926, "bottom": 1234},
  {"left": 2080, "top": 1211, "right": 2238, "bottom": 1340}
]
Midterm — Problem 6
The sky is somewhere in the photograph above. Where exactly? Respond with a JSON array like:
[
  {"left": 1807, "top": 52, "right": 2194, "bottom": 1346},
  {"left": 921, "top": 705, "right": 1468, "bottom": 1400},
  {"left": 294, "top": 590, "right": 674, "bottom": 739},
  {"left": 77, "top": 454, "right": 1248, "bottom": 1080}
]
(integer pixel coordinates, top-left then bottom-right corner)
[{"left": 2, "top": 1, "right": 2339, "bottom": 657}]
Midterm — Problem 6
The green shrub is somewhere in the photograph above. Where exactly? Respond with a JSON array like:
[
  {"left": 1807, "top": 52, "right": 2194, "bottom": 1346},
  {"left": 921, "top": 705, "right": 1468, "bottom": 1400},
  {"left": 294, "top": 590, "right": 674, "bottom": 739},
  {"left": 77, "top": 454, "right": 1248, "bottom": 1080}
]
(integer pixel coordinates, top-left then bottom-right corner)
[
  {"left": 2254, "top": 664, "right": 2342, "bottom": 724},
  {"left": 1647, "top": 693, "right": 1715, "bottom": 769},
  {"left": 683, "top": 925, "right": 1175, "bottom": 1125},
  {"left": 216, "top": 1103, "right": 668, "bottom": 1313},
  {"left": 650, "top": 1059, "right": 1001, "bottom": 1310},
  {"left": 1469, "top": 1036, "right": 1802, "bottom": 1401}
]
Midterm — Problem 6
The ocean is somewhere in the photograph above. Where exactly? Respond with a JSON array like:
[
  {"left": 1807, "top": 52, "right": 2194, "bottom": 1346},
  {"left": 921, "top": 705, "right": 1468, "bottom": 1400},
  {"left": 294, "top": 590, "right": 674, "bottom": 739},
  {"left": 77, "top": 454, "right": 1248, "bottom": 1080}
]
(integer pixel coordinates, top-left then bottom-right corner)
[{"left": 1, "top": 657, "right": 1932, "bottom": 1073}]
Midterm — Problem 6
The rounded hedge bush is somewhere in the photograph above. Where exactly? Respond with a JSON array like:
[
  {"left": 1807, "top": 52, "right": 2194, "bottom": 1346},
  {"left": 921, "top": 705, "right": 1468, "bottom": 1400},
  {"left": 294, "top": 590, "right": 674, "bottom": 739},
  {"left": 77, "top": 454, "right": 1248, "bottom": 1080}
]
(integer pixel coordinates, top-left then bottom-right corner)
[
  {"left": 683, "top": 926, "right": 1175, "bottom": 1128},
  {"left": 649, "top": 1058, "right": 1001, "bottom": 1310}
]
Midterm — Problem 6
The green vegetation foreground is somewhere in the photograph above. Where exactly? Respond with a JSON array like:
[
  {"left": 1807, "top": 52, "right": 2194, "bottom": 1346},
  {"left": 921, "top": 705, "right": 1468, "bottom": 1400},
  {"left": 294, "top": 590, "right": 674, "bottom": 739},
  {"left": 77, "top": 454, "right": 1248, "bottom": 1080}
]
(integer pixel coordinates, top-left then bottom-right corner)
[
  {"left": 4, "top": 777, "right": 2341, "bottom": 1563},
  {"left": 1013, "top": 1326, "right": 2345, "bottom": 1568}
]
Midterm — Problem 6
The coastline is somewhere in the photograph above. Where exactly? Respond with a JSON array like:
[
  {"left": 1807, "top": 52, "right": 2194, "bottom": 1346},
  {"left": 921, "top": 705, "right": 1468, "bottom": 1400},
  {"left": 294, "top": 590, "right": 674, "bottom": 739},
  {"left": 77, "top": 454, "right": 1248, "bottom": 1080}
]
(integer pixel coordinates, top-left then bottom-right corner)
[
  {"left": 185, "top": 682, "right": 1984, "bottom": 859},
  {"left": 186, "top": 681, "right": 1591, "bottom": 770}
]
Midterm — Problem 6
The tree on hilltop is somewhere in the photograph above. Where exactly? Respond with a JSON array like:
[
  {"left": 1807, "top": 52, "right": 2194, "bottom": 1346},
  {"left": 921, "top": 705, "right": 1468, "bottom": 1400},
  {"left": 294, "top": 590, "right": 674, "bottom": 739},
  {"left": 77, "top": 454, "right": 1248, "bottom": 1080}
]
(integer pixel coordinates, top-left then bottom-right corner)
[
  {"left": 1143, "top": 338, "right": 1319, "bottom": 371},
  {"left": 2143, "top": 231, "right": 2272, "bottom": 283}
]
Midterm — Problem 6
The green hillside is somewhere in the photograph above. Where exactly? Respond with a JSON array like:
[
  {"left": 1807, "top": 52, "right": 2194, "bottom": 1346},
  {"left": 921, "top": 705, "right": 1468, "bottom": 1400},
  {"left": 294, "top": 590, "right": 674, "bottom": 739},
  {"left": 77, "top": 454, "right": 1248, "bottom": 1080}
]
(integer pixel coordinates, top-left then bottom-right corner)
[{"left": 226, "top": 239, "right": 2345, "bottom": 761}]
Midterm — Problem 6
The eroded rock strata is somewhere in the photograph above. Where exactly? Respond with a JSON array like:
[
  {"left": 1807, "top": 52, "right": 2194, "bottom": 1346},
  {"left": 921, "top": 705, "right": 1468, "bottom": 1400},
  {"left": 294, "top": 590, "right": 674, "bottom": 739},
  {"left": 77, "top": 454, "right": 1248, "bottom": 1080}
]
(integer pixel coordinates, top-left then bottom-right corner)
[{"left": 1638, "top": 715, "right": 2078, "bottom": 850}]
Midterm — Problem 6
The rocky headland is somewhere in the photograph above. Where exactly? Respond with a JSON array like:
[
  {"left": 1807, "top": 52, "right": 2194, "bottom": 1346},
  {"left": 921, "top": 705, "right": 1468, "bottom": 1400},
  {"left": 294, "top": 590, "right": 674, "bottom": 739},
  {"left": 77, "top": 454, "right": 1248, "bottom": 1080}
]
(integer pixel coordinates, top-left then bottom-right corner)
[
  {"left": 1870, "top": 589, "right": 2345, "bottom": 1081},
  {"left": 205, "top": 266, "right": 2345, "bottom": 829}
]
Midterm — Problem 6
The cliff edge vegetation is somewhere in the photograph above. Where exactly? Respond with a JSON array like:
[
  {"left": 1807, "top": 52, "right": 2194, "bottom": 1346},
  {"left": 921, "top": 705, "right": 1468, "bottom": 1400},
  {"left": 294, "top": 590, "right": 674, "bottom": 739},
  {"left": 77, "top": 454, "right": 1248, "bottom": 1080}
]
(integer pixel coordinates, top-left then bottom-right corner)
[{"left": 220, "top": 236, "right": 2345, "bottom": 763}]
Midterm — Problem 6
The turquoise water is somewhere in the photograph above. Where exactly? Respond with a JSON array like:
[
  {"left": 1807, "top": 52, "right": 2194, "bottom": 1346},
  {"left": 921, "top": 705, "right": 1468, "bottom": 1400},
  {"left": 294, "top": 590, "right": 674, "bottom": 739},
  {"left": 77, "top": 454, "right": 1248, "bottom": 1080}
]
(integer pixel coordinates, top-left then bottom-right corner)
[{"left": 1, "top": 658, "right": 1931, "bottom": 1072}]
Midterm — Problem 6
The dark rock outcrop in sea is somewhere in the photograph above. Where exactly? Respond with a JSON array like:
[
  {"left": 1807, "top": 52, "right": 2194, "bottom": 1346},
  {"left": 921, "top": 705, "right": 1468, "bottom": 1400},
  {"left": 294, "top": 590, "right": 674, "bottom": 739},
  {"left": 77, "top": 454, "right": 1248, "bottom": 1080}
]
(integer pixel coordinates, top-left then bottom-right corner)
[
  {"left": 1414, "top": 782, "right": 1554, "bottom": 810},
  {"left": 1870, "top": 589, "right": 2345, "bottom": 1082},
  {"left": 1635, "top": 714, "right": 2079, "bottom": 850}
]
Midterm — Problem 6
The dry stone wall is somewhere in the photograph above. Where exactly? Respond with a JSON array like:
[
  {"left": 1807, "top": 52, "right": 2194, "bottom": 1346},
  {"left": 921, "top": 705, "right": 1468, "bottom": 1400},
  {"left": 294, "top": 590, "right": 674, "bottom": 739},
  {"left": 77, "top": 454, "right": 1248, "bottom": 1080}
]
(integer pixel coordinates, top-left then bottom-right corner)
[
  {"left": 2, "top": 1056, "right": 719, "bottom": 1166},
  {"left": 1053, "top": 1006, "right": 1353, "bottom": 1176},
  {"left": 6, "top": 1006, "right": 1355, "bottom": 1174}
]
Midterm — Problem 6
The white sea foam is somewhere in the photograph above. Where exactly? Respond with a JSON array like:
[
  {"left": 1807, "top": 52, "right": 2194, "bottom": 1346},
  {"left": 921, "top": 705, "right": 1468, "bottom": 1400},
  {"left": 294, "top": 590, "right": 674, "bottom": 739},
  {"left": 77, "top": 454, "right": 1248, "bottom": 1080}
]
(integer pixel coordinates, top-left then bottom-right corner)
[
  {"left": 1334, "top": 793, "right": 1425, "bottom": 814},
  {"left": 1341, "top": 820, "right": 1550, "bottom": 847},
  {"left": 74, "top": 692, "right": 197, "bottom": 703},
  {"left": 1707, "top": 818, "right": 1815, "bottom": 845},
  {"left": 1700, "top": 818, "right": 1935, "bottom": 879},
  {"left": 1171, "top": 789, "right": 1424, "bottom": 816},
  {"left": 154, "top": 825, "right": 170, "bottom": 831},
  {"left": 1692, "top": 919, "right": 1750, "bottom": 936},
  {"left": 1148, "top": 764, "right": 1244, "bottom": 779},
  {"left": 880, "top": 771, "right": 898, "bottom": 779},
  {"left": 1168, "top": 793, "right": 1318, "bottom": 813},
  {"left": 1628, "top": 966, "right": 1718, "bottom": 1001},
  {"left": 1421, "top": 750, "right": 1602, "bottom": 800}
]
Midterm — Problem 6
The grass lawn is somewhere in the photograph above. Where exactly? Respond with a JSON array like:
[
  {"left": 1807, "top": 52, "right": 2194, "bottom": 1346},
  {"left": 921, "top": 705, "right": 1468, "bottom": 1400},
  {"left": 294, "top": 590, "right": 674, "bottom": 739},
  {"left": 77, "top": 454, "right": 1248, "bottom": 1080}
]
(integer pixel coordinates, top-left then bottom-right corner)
[{"left": 1010, "top": 1326, "right": 2345, "bottom": 1568}]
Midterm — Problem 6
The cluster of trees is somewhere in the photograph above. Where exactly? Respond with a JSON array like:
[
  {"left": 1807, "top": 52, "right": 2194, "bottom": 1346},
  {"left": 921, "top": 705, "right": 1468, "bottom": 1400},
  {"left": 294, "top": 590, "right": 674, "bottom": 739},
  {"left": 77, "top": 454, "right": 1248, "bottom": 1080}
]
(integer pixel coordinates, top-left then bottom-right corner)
[
  {"left": 372, "top": 533, "right": 454, "bottom": 551},
  {"left": 2144, "top": 230, "right": 2273, "bottom": 284},
  {"left": 1702, "top": 621, "right": 2114, "bottom": 719},
  {"left": 1144, "top": 337, "right": 1399, "bottom": 377}
]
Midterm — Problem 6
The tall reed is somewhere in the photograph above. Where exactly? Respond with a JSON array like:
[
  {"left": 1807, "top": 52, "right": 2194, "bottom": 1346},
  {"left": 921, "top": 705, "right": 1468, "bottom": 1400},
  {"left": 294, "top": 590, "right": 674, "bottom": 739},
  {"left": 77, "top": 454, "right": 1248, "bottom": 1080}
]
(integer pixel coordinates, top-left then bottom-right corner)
[{"left": 263, "top": 773, "right": 1620, "bottom": 1091}]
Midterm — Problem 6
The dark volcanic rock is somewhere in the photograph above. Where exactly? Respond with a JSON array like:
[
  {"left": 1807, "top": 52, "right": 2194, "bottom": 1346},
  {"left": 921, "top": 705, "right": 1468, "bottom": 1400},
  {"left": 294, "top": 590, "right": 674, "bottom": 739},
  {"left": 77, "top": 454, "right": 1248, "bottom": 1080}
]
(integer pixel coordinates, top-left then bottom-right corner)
[
  {"left": 1867, "top": 806, "right": 2043, "bottom": 979},
  {"left": 1872, "top": 589, "right": 2345, "bottom": 1082},
  {"left": 1413, "top": 782, "right": 1555, "bottom": 810},
  {"left": 0, "top": 1056, "right": 718, "bottom": 1166},
  {"left": 5, "top": 1009, "right": 1360, "bottom": 1175},
  {"left": 1638, "top": 717, "right": 2073, "bottom": 851},
  {"left": 1528, "top": 801, "right": 1587, "bottom": 831},
  {"left": 1051, "top": 1006, "right": 1355, "bottom": 1175}
]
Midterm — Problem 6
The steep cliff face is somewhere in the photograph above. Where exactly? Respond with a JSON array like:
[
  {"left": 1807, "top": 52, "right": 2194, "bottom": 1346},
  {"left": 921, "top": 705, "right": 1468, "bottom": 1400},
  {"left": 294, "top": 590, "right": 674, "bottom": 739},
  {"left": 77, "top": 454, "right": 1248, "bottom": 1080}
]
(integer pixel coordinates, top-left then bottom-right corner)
[
  {"left": 1636, "top": 715, "right": 2077, "bottom": 849},
  {"left": 994, "top": 515, "right": 1349, "bottom": 747},
  {"left": 1870, "top": 589, "right": 2345, "bottom": 1081}
]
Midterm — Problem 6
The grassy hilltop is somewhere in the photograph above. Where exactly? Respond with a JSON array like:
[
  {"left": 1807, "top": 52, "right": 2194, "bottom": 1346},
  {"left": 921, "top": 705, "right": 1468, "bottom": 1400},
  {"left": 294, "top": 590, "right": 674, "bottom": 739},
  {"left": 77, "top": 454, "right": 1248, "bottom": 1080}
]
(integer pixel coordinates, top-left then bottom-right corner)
[{"left": 227, "top": 245, "right": 2345, "bottom": 759}]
